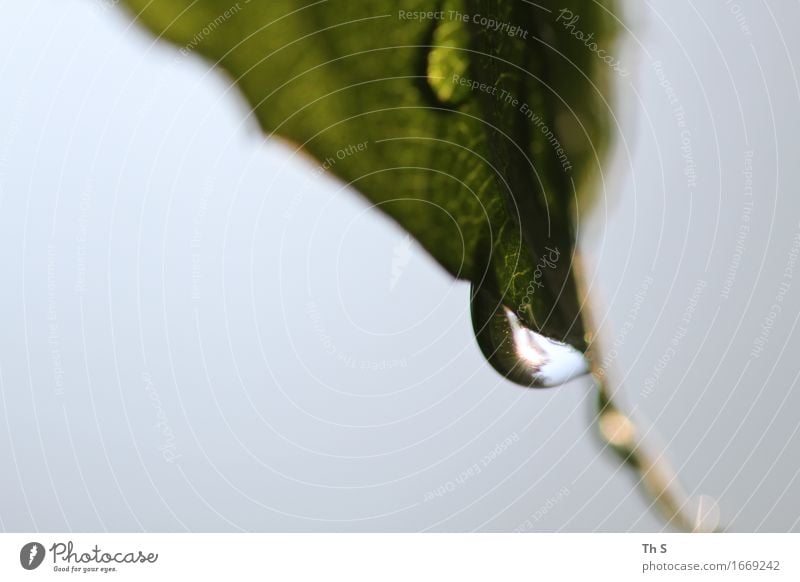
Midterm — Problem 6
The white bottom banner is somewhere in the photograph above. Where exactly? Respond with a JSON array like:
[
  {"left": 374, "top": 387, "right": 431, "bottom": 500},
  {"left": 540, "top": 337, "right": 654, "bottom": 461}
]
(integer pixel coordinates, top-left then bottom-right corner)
[{"left": 0, "top": 533, "right": 796, "bottom": 581}]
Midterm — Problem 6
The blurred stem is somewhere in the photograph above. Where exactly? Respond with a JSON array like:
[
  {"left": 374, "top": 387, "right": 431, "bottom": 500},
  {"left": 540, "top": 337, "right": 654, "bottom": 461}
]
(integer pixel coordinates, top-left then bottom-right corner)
[
  {"left": 592, "top": 370, "right": 720, "bottom": 532},
  {"left": 576, "top": 260, "right": 721, "bottom": 532}
]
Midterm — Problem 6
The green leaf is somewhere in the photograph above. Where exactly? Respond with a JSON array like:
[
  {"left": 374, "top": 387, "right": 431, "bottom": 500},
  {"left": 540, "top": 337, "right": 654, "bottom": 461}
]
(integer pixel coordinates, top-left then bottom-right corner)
[{"left": 119, "top": 0, "right": 617, "bottom": 384}]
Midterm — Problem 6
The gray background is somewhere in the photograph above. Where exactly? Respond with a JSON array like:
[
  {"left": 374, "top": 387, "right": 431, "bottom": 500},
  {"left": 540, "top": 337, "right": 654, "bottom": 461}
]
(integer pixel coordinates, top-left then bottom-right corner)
[{"left": 0, "top": 0, "right": 798, "bottom": 532}]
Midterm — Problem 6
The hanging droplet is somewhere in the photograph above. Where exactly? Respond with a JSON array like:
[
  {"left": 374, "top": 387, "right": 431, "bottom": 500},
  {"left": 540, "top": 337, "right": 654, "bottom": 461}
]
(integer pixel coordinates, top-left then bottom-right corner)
[
  {"left": 504, "top": 308, "right": 590, "bottom": 386},
  {"left": 471, "top": 284, "right": 590, "bottom": 388}
]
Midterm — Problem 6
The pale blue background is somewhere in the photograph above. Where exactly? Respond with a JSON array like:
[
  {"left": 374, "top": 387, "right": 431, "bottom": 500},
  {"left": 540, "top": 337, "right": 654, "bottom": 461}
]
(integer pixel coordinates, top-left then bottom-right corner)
[{"left": 0, "top": 0, "right": 798, "bottom": 531}]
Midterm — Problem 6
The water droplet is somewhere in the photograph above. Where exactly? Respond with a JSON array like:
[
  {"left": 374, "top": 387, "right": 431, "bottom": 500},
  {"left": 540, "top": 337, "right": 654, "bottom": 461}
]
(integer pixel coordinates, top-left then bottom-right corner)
[
  {"left": 471, "top": 284, "right": 590, "bottom": 388},
  {"left": 426, "top": 1, "right": 471, "bottom": 105},
  {"left": 504, "top": 308, "right": 590, "bottom": 386}
]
